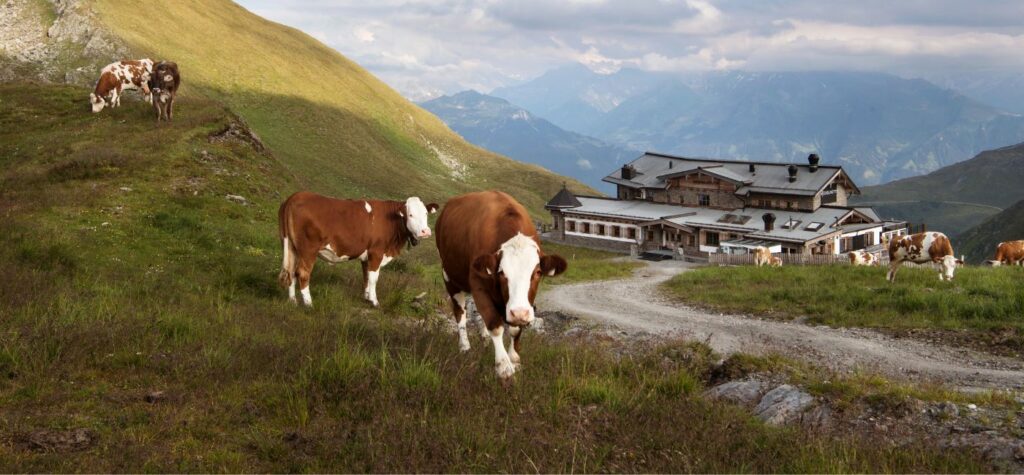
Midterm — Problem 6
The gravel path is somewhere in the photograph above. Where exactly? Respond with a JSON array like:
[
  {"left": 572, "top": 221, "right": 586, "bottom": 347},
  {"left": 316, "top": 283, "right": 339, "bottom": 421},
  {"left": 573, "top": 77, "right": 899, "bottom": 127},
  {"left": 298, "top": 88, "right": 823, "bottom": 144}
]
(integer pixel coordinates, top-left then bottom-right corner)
[{"left": 538, "top": 260, "right": 1024, "bottom": 391}]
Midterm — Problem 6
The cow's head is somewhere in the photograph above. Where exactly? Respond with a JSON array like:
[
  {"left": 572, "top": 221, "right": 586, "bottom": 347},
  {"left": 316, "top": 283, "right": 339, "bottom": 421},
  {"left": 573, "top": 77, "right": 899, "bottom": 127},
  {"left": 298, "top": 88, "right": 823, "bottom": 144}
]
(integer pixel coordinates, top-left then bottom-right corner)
[
  {"left": 90, "top": 93, "right": 105, "bottom": 113},
  {"left": 397, "top": 197, "right": 438, "bottom": 243},
  {"left": 472, "top": 233, "right": 567, "bottom": 326},
  {"left": 940, "top": 255, "right": 962, "bottom": 280}
]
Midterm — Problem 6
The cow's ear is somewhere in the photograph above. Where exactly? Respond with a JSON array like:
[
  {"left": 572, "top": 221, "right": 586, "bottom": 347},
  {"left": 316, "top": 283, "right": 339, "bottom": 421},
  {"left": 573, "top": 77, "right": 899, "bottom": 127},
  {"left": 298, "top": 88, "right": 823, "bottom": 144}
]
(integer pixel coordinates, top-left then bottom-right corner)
[
  {"left": 396, "top": 209, "right": 404, "bottom": 218},
  {"left": 472, "top": 254, "right": 498, "bottom": 279},
  {"left": 540, "top": 254, "right": 568, "bottom": 277},
  {"left": 427, "top": 203, "right": 439, "bottom": 214}
]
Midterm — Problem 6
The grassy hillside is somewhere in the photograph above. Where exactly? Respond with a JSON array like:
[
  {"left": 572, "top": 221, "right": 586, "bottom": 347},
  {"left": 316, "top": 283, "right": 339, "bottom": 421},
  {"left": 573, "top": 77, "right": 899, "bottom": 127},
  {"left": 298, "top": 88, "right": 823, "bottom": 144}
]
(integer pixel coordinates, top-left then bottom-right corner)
[
  {"left": 0, "top": 84, "right": 987, "bottom": 472},
  {"left": 87, "top": 0, "right": 590, "bottom": 215},
  {"left": 664, "top": 265, "right": 1024, "bottom": 353},
  {"left": 958, "top": 200, "right": 1024, "bottom": 263},
  {"left": 854, "top": 142, "right": 1024, "bottom": 235}
]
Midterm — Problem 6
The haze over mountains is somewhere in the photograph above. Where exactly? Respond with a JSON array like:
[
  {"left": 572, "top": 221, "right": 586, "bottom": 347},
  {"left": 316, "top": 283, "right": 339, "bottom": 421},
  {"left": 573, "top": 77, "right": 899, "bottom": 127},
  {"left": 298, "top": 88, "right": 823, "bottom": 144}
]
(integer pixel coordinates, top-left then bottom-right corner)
[
  {"left": 420, "top": 91, "right": 634, "bottom": 192},
  {"left": 490, "top": 64, "right": 1024, "bottom": 186}
]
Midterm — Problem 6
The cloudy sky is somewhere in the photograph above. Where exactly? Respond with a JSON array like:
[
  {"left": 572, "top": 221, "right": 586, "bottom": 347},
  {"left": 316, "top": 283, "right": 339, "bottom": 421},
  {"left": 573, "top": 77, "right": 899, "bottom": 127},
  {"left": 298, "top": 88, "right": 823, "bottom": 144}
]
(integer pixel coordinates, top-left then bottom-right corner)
[{"left": 237, "top": 0, "right": 1024, "bottom": 101}]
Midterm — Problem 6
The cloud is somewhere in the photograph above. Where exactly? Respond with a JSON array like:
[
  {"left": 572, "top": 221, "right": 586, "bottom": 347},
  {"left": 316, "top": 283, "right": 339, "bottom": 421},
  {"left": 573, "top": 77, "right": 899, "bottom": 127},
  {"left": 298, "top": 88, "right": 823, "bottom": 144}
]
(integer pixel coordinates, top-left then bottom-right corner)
[
  {"left": 237, "top": 0, "right": 1024, "bottom": 100},
  {"left": 576, "top": 159, "right": 593, "bottom": 170}
]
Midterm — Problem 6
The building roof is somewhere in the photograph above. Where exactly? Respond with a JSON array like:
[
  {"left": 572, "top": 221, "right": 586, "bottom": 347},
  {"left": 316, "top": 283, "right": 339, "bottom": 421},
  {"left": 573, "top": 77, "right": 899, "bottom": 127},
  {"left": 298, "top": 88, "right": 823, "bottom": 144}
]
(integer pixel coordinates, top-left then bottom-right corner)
[
  {"left": 545, "top": 184, "right": 582, "bottom": 209},
  {"left": 563, "top": 196, "right": 883, "bottom": 244},
  {"left": 606, "top": 151, "right": 858, "bottom": 196}
]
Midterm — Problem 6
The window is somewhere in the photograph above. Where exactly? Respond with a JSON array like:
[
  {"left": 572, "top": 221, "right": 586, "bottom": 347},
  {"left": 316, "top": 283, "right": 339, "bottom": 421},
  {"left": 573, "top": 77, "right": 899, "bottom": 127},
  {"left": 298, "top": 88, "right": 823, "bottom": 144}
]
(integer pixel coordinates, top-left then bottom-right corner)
[
  {"left": 698, "top": 194, "right": 711, "bottom": 207},
  {"left": 627, "top": 228, "right": 637, "bottom": 239},
  {"left": 581, "top": 222, "right": 590, "bottom": 234},
  {"left": 804, "top": 222, "right": 824, "bottom": 231},
  {"left": 781, "top": 219, "right": 802, "bottom": 230},
  {"left": 596, "top": 224, "right": 606, "bottom": 235},
  {"left": 705, "top": 231, "right": 720, "bottom": 246},
  {"left": 611, "top": 226, "right": 621, "bottom": 238},
  {"left": 688, "top": 235, "right": 696, "bottom": 246},
  {"left": 567, "top": 220, "right": 576, "bottom": 232},
  {"left": 786, "top": 201, "right": 796, "bottom": 210}
]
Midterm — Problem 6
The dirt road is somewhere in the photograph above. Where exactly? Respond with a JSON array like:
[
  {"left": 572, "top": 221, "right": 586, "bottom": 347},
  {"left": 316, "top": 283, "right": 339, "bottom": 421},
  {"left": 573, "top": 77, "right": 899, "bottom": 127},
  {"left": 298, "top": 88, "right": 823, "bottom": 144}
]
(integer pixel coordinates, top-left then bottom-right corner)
[{"left": 538, "top": 260, "right": 1024, "bottom": 391}]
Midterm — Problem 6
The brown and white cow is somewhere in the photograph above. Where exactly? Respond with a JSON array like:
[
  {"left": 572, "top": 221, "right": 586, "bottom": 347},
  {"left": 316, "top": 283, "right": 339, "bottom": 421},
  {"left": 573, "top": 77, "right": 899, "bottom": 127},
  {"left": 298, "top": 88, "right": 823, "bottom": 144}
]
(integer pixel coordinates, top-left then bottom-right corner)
[
  {"left": 769, "top": 256, "right": 783, "bottom": 267},
  {"left": 887, "top": 232, "right": 963, "bottom": 282},
  {"left": 848, "top": 250, "right": 878, "bottom": 266},
  {"left": 435, "top": 191, "right": 567, "bottom": 380},
  {"left": 278, "top": 191, "right": 438, "bottom": 307},
  {"left": 90, "top": 59, "right": 153, "bottom": 113},
  {"left": 148, "top": 61, "right": 180, "bottom": 122},
  {"left": 986, "top": 240, "right": 1024, "bottom": 266},
  {"left": 753, "top": 246, "right": 772, "bottom": 267}
]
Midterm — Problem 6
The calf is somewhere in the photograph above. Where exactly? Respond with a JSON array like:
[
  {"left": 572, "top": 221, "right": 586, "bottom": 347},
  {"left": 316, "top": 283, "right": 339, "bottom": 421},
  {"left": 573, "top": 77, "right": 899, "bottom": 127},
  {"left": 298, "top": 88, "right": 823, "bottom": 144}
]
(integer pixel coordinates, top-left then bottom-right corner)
[
  {"left": 278, "top": 191, "right": 438, "bottom": 307},
  {"left": 987, "top": 240, "right": 1024, "bottom": 266},
  {"left": 887, "top": 232, "right": 962, "bottom": 282},
  {"left": 435, "top": 191, "right": 567, "bottom": 380},
  {"left": 752, "top": 246, "right": 771, "bottom": 267},
  {"left": 848, "top": 250, "right": 878, "bottom": 266},
  {"left": 148, "top": 61, "right": 181, "bottom": 121},
  {"left": 90, "top": 59, "right": 153, "bottom": 113},
  {"left": 769, "top": 256, "right": 782, "bottom": 267}
]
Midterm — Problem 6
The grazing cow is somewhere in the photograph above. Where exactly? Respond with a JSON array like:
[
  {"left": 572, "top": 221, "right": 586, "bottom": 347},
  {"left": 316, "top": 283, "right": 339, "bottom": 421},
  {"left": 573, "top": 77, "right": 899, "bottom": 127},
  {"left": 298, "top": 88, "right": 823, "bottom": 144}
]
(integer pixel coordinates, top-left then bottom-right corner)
[
  {"left": 887, "top": 232, "right": 963, "bottom": 282},
  {"left": 90, "top": 59, "right": 153, "bottom": 113},
  {"left": 986, "top": 240, "right": 1024, "bottom": 266},
  {"left": 435, "top": 191, "right": 567, "bottom": 380},
  {"left": 752, "top": 246, "right": 772, "bottom": 267},
  {"left": 769, "top": 256, "right": 782, "bottom": 267},
  {"left": 278, "top": 191, "right": 438, "bottom": 307},
  {"left": 148, "top": 61, "right": 180, "bottom": 121},
  {"left": 848, "top": 250, "right": 878, "bottom": 266}
]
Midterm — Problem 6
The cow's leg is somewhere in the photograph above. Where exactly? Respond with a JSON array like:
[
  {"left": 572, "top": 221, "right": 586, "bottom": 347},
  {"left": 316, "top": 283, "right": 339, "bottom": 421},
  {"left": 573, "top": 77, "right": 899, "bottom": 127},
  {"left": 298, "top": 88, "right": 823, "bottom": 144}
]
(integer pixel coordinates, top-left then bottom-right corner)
[
  {"left": 467, "top": 298, "right": 491, "bottom": 345},
  {"left": 887, "top": 260, "right": 901, "bottom": 282},
  {"left": 296, "top": 251, "right": 317, "bottom": 307},
  {"left": 363, "top": 253, "right": 383, "bottom": 307},
  {"left": 451, "top": 291, "right": 471, "bottom": 352},
  {"left": 507, "top": 325, "right": 522, "bottom": 369},
  {"left": 490, "top": 325, "right": 515, "bottom": 380},
  {"left": 168, "top": 97, "right": 174, "bottom": 121}
]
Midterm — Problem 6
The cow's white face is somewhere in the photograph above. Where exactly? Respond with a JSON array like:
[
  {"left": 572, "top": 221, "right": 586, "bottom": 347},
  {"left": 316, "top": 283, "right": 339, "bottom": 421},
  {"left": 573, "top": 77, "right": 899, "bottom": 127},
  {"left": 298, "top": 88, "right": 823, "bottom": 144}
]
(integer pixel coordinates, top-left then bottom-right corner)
[
  {"left": 498, "top": 234, "right": 542, "bottom": 325},
  {"left": 90, "top": 93, "right": 105, "bottom": 113},
  {"left": 941, "top": 255, "right": 959, "bottom": 280},
  {"left": 399, "top": 197, "right": 438, "bottom": 241}
]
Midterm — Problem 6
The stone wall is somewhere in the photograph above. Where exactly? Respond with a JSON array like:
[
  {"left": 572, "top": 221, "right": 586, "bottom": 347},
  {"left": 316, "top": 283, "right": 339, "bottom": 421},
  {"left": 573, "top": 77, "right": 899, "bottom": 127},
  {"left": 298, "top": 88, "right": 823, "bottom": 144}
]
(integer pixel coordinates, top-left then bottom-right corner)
[{"left": 544, "top": 233, "right": 634, "bottom": 254}]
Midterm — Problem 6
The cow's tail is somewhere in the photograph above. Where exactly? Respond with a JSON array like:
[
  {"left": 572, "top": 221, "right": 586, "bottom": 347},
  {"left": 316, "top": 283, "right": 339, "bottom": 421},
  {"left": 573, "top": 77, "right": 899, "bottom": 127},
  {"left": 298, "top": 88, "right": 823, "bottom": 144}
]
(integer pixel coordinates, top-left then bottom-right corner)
[{"left": 278, "top": 200, "right": 297, "bottom": 289}]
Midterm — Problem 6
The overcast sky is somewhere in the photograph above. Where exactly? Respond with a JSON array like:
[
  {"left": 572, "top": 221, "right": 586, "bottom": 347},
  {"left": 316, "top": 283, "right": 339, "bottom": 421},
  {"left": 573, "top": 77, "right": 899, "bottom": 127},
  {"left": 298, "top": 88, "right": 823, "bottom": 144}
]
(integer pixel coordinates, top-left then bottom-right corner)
[{"left": 237, "top": 0, "right": 1024, "bottom": 101}]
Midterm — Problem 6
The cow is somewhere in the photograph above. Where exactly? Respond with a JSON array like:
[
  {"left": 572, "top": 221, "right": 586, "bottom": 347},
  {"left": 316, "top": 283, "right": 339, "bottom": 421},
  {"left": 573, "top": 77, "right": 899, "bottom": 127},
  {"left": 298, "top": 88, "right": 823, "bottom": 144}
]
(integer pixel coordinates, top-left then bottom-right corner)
[
  {"left": 753, "top": 246, "right": 771, "bottom": 267},
  {"left": 769, "top": 256, "right": 783, "bottom": 267},
  {"left": 435, "top": 191, "right": 567, "bottom": 380},
  {"left": 90, "top": 59, "right": 153, "bottom": 113},
  {"left": 148, "top": 61, "right": 180, "bottom": 122},
  {"left": 277, "top": 191, "right": 438, "bottom": 308},
  {"left": 886, "top": 232, "right": 963, "bottom": 282},
  {"left": 986, "top": 240, "right": 1024, "bottom": 266},
  {"left": 848, "top": 250, "right": 878, "bottom": 266}
]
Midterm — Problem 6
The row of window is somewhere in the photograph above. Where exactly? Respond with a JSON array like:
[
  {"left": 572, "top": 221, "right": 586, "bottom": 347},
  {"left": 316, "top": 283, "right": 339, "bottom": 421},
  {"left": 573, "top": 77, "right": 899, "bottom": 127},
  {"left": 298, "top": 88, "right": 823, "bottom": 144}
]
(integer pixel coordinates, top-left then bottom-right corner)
[{"left": 566, "top": 220, "right": 637, "bottom": 239}]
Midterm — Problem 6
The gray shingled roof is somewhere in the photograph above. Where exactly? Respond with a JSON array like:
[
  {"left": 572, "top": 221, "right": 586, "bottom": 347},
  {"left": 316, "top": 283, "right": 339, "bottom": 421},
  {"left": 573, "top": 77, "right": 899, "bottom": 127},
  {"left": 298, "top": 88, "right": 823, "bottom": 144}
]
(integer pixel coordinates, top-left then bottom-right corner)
[
  {"left": 564, "top": 197, "right": 881, "bottom": 244},
  {"left": 606, "top": 152, "right": 856, "bottom": 195},
  {"left": 545, "top": 185, "right": 582, "bottom": 209}
]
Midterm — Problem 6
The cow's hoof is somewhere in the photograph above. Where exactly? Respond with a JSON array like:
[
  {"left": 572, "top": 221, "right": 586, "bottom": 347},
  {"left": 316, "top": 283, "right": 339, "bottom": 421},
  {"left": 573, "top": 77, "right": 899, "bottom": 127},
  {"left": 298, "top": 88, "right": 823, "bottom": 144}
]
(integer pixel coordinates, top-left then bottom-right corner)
[
  {"left": 459, "top": 341, "right": 471, "bottom": 352},
  {"left": 495, "top": 359, "right": 515, "bottom": 380}
]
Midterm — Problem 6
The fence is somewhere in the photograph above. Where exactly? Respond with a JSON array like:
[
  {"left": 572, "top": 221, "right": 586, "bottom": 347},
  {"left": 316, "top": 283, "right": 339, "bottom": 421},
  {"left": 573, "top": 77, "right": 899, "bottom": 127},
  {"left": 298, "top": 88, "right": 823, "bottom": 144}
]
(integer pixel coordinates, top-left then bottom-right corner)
[{"left": 707, "top": 250, "right": 947, "bottom": 269}]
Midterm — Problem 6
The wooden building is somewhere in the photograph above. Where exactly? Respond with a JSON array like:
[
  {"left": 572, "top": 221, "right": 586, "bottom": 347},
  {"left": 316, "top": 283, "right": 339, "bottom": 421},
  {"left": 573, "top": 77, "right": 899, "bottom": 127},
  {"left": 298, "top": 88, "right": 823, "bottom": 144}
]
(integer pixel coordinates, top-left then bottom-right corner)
[{"left": 546, "top": 152, "right": 906, "bottom": 257}]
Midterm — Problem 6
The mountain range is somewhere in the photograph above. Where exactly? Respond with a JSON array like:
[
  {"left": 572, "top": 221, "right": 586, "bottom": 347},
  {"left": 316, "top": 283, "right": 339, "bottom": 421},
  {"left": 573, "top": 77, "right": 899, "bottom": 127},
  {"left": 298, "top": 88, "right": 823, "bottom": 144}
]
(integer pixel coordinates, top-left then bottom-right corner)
[
  {"left": 492, "top": 64, "right": 1024, "bottom": 186},
  {"left": 854, "top": 141, "right": 1024, "bottom": 241},
  {"left": 420, "top": 91, "right": 635, "bottom": 192}
]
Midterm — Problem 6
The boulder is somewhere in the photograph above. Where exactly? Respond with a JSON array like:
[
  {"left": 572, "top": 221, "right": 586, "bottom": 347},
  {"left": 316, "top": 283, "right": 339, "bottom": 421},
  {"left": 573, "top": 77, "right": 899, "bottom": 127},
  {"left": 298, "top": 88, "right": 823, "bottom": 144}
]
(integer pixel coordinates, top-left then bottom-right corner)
[
  {"left": 754, "top": 384, "right": 815, "bottom": 425},
  {"left": 703, "top": 379, "right": 765, "bottom": 406}
]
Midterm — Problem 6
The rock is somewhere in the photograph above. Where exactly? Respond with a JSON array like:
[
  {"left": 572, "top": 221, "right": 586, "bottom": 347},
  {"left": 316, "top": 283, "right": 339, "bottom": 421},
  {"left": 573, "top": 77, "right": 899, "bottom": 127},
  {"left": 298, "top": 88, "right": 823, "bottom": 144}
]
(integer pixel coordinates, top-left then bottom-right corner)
[
  {"left": 967, "top": 403, "right": 978, "bottom": 411},
  {"left": 530, "top": 317, "right": 545, "bottom": 333},
  {"left": 802, "top": 403, "right": 834, "bottom": 430},
  {"left": 144, "top": 390, "right": 166, "bottom": 403},
  {"left": 936, "top": 401, "right": 960, "bottom": 418},
  {"left": 22, "top": 428, "right": 97, "bottom": 452},
  {"left": 225, "top": 194, "right": 248, "bottom": 205},
  {"left": 564, "top": 327, "right": 585, "bottom": 338},
  {"left": 754, "top": 384, "right": 815, "bottom": 425},
  {"left": 703, "top": 379, "right": 765, "bottom": 406}
]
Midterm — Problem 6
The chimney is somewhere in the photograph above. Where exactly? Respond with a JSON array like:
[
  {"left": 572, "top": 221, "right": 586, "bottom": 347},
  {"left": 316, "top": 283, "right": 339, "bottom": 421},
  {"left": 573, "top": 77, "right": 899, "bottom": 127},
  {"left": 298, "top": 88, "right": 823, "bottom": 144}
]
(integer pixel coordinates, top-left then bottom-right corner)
[
  {"left": 808, "top": 153, "right": 820, "bottom": 172},
  {"left": 749, "top": 163, "right": 756, "bottom": 173},
  {"left": 621, "top": 165, "right": 635, "bottom": 180},
  {"left": 762, "top": 213, "right": 776, "bottom": 232},
  {"left": 787, "top": 165, "right": 798, "bottom": 182}
]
